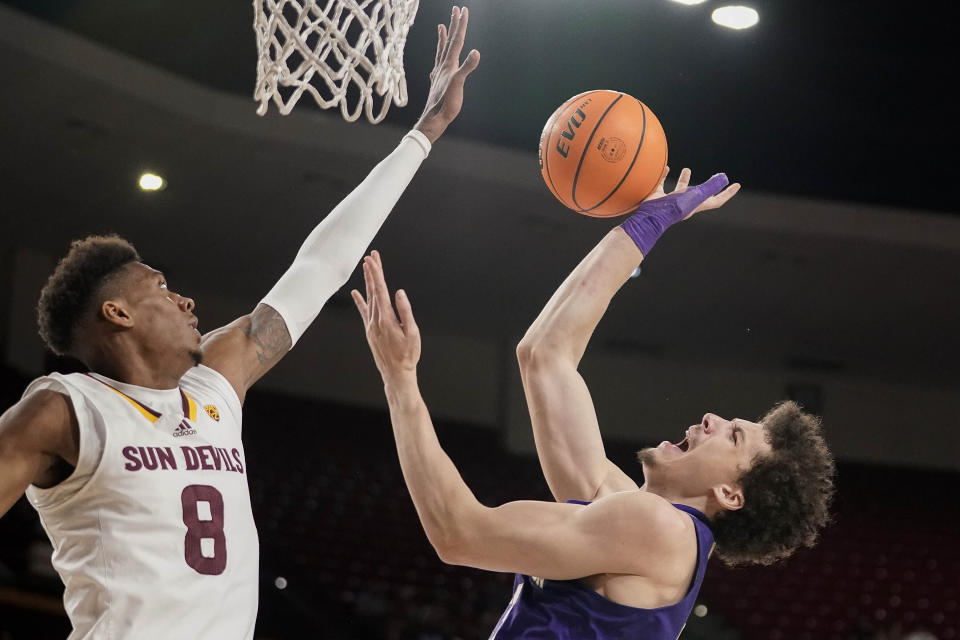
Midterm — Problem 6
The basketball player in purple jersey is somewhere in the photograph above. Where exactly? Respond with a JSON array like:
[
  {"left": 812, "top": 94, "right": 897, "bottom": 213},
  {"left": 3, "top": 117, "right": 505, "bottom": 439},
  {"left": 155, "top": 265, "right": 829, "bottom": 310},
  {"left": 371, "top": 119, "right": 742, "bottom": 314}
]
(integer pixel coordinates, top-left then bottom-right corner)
[
  {"left": 354, "top": 168, "right": 836, "bottom": 639},
  {"left": 0, "top": 8, "right": 479, "bottom": 639}
]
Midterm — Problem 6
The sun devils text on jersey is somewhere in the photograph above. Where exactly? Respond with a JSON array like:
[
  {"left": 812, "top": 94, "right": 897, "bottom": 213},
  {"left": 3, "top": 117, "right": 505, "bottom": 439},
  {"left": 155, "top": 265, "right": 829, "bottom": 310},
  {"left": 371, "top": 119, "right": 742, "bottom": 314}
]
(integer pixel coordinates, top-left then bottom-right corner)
[{"left": 23, "top": 365, "right": 259, "bottom": 640}]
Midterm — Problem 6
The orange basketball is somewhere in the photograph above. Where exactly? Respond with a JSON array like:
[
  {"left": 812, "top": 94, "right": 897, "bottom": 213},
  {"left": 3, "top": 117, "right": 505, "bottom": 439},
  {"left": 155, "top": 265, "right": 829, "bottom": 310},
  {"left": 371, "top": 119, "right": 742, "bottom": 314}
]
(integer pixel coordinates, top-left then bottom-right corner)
[{"left": 539, "top": 90, "right": 668, "bottom": 217}]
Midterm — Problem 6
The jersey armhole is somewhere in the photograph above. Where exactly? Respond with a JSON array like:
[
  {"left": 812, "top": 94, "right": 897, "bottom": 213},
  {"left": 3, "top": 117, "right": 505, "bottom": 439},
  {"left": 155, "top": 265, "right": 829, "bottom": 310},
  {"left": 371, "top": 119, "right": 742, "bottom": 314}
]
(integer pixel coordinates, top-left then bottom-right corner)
[
  {"left": 679, "top": 512, "right": 710, "bottom": 600},
  {"left": 185, "top": 365, "right": 243, "bottom": 424},
  {"left": 23, "top": 375, "right": 104, "bottom": 510}
]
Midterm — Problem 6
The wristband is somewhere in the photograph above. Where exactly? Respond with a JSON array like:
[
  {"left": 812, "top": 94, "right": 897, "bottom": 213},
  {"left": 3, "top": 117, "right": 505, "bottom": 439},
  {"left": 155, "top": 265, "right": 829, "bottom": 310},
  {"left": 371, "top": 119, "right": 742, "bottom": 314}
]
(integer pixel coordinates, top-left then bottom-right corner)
[{"left": 620, "top": 173, "right": 728, "bottom": 256}]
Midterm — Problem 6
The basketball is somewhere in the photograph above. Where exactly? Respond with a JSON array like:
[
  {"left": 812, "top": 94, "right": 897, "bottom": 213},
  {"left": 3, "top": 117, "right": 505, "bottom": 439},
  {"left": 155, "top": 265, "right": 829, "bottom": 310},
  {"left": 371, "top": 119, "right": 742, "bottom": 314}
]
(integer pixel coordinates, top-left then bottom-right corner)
[{"left": 539, "top": 90, "right": 668, "bottom": 217}]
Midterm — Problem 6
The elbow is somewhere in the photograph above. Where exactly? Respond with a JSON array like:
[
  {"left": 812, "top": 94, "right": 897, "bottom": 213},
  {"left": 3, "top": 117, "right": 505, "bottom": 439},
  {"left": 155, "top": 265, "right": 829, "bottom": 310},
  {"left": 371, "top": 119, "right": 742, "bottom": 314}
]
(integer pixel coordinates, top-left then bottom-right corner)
[
  {"left": 516, "top": 335, "right": 554, "bottom": 369},
  {"left": 431, "top": 537, "right": 463, "bottom": 566},
  {"left": 427, "top": 525, "right": 470, "bottom": 566},
  {"left": 515, "top": 338, "right": 535, "bottom": 369},
  {"left": 516, "top": 337, "right": 570, "bottom": 372},
  {"left": 424, "top": 505, "right": 484, "bottom": 567}
]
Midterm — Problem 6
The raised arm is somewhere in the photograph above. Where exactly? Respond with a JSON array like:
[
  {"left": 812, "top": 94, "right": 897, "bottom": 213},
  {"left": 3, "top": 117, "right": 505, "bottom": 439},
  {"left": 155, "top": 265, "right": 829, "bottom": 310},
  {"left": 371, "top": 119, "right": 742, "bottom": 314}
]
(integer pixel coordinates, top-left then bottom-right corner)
[
  {"left": 517, "top": 169, "right": 740, "bottom": 502},
  {"left": 350, "top": 252, "right": 693, "bottom": 583},
  {"left": 200, "top": 6, "right": 481, "bottom": 403}
]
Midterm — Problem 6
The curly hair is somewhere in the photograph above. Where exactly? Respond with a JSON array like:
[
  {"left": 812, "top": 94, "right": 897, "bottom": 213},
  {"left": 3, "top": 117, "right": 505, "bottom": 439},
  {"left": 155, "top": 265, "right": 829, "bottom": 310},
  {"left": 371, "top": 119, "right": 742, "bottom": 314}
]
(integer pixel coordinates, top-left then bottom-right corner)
[
  {"left": 711, "top": 400, "right": 835, "bottom": 566},
  {"left": 37, "top": 235, "right": 141, "bottom": 356}
]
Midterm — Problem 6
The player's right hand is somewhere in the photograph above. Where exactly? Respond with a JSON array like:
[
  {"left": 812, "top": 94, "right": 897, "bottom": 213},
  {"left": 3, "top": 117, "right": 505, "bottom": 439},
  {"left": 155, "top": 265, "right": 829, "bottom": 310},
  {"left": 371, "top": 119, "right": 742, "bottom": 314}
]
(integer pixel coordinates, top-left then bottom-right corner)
[
  {"left": 620, "top": 168, "right": 740, "bottom": 256},
  {"left": 351, "top": 251, "right": 421, "bottom": 384},
  {"left": 643, "top": 167, "right": 741, "bottom": 220},
  {"left": 414, "top": 6, "right": 481, "bottom": 144}
]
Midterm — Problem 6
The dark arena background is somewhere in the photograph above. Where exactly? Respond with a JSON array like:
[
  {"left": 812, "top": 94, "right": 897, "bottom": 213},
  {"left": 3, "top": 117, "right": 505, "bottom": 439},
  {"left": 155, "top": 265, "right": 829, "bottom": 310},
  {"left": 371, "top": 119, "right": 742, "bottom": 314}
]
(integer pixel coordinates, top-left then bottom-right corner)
[{"left": 0, "top": 1, "right": 958, "bottom": 639}]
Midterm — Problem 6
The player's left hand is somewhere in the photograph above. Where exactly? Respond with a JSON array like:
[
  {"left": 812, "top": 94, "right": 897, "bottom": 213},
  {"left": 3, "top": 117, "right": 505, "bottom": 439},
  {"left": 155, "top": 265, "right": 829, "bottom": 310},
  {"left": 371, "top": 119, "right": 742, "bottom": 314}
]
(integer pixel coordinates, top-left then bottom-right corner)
[
  {"left": 351, "top": 251, "right": 421, "bottom": 383},
  {"left": 414, "top": 6, "right": 481, "bottom": 144}
]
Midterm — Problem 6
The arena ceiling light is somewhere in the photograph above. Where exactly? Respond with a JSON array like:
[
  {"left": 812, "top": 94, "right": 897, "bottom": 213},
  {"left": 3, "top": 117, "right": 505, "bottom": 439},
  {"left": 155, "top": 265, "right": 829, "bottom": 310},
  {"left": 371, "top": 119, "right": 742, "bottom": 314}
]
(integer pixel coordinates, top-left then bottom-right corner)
[
  {"left": 668, "top": 0, "right": 708, "bottom": 5},
  {"left": 712, "top": 5, "right": 759, "bottom": 29},
  {"left": 138, "top": 172, "right": 165, "bottom": 191}
]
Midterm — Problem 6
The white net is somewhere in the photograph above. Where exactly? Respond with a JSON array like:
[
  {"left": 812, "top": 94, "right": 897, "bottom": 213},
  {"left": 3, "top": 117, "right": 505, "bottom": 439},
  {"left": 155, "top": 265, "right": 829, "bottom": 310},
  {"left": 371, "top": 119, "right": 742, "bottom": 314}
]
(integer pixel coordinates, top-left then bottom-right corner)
[{"left": 253, "top": 0, "right": 420, "bottom": 122}]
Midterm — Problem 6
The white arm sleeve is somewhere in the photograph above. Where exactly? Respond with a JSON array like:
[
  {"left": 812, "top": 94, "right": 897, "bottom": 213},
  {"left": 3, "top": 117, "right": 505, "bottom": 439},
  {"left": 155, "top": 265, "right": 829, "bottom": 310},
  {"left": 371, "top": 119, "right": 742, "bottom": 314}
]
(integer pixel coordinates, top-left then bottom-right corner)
[{"left": 260, "top": 129, "right": 431, "bottom": 346}]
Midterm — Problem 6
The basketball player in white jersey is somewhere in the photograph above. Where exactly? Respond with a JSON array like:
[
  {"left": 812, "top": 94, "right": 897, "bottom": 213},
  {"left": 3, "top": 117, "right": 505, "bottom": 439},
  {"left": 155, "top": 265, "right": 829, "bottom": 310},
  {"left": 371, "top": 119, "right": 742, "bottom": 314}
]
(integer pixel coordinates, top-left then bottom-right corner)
[{"left": 0, "top": 7, "right": 479, "bottom": 639}]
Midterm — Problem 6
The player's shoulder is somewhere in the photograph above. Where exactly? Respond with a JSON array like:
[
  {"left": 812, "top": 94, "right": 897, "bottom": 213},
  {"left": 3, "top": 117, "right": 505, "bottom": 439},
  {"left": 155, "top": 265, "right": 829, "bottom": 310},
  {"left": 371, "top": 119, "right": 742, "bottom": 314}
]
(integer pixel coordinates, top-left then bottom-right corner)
[
  {"left": 17, "top": 371, "right": 85, "bottom": 415},
  {"left": 10, "top": 385, "right": 72, "bottom": 419},
  {"left": 1, "top": 385, "right": 77, "bottom": 452},
  {"left": 24, "top": 371, "right": 86, "bottom": 392},
  {"left": 18, "top": 371, "right": 106, "bottom": 414},
  {"left": 591, "top": 490, "right": 697, "bottom": 583},
  {"left": 593, "top": 491, "right": 696, "bottom": 554},
  {"left": 180, "top": 365, "right": 242, "bottom": 414}
]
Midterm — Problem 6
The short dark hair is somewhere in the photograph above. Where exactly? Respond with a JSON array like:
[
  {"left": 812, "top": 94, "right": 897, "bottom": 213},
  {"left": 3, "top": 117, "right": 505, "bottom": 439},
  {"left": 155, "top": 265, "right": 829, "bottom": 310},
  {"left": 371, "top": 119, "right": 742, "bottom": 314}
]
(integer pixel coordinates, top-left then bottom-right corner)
[
  {"left": 711, "top": 400, "right": 835, "bottom": 566},
  {"left": 37, "top": 235, "right": 140, "bottom": 356}
]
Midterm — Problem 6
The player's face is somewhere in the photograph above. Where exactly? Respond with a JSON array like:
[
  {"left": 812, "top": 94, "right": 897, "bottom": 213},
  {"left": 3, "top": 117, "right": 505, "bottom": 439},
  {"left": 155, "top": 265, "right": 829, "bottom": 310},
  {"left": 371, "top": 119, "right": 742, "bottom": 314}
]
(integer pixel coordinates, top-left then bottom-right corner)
[
  {"left": 638, "top": 413, "right": 771, "bottom": 503},
  {"left": 122, "top": 263, "right": 202, "bottom": 366}
]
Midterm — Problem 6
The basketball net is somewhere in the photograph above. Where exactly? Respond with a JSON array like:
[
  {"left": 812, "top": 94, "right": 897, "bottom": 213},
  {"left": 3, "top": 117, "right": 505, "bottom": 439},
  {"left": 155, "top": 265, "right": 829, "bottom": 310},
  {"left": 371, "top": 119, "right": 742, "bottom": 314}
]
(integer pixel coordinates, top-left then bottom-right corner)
[{"left": 253, "top": 0, "right": 419, "bottom": 122}]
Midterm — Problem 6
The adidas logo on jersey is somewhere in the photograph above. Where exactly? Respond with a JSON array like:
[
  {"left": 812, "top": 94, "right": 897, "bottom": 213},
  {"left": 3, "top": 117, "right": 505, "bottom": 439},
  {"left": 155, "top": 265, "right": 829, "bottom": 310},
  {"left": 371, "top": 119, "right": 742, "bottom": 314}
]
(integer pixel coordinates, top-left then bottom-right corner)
[{"left": 173, "top": 421, "right": 197, "bottom": 437}]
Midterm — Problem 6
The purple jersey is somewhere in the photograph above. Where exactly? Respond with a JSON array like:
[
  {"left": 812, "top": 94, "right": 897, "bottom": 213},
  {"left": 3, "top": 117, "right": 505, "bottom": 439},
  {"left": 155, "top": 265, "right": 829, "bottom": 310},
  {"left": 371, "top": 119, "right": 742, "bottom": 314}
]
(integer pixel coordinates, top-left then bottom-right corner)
[{"left": 489, "top": 503, "right": 714, "bottom": 640}]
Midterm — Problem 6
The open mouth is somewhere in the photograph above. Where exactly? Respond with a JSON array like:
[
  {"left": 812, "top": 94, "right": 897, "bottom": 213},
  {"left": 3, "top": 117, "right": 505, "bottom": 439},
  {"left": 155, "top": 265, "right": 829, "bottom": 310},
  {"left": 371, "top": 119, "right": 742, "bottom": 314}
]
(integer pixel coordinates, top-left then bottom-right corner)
[{"left": 675, "top": 437, "right": 690, "bottom": 452}]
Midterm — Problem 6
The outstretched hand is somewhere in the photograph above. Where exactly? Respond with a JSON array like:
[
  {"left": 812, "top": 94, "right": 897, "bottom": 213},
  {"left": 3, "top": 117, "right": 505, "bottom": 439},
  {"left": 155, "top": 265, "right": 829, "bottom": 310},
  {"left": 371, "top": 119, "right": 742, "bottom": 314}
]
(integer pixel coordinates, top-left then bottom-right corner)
[
  {"left": 351, "top": 251, "right": 421, "bottom": 383},
  {"left": 643, "top": 167, "right": 741, "bottom": 219},
  {"left": 414, "top": 6, "right": 481, "bottom": 144},
  {"left": 620, "top": 167, "right": 741, "bottom": 257}
]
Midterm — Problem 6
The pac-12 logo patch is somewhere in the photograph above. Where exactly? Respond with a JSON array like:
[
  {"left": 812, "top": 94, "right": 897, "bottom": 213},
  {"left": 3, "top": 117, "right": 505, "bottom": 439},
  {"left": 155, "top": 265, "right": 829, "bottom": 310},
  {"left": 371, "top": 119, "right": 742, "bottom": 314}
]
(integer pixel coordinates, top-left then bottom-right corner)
[{"left": 204, "top": 405, "right": 220, "bottom": 422}]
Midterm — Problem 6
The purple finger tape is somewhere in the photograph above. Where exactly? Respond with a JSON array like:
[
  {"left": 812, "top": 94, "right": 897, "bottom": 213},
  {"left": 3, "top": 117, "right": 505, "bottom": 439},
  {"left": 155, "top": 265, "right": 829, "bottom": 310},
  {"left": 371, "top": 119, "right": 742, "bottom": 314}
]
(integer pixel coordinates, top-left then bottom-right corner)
[{"left": 620, "top": 173, "right": 729, "bottom": 256}]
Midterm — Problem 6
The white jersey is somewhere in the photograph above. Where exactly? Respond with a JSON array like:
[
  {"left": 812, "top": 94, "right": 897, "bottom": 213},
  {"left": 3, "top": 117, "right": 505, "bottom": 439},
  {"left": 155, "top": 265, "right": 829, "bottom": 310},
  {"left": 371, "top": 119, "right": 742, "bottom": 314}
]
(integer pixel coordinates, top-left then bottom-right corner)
[{"left": 23, "top": 365, "right": 259, "bottom": 640}]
